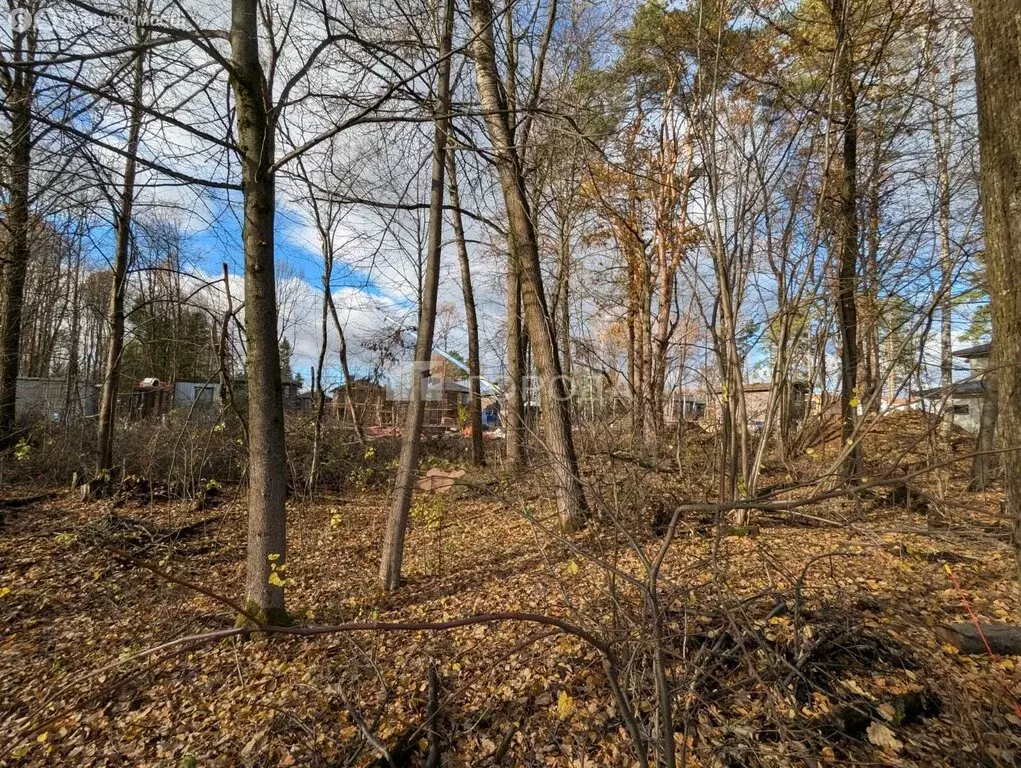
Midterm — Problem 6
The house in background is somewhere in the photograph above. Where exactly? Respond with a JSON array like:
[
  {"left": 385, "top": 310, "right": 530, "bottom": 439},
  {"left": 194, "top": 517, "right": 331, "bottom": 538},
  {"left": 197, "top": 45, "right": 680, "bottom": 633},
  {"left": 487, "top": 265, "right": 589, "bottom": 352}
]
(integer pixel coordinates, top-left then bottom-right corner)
[
  {"left": 331, "top": 378, "right": 387, "bottom": 425},
  {"left": 172, "top": 379, "right": 221, "bottom": 409},
  {"left": 123, "top": 373, "right": 302, "bottom": 419},
  {"left": 230, "top": 374, "right": 301, "bottom": 408},
  {"left": 707, "top": 380, "right": 810, "bottom": 431},
  {"left": 921, "top": 342, "right": 990, "bottom": 434},
  {"left": 331, "top": 375, "right": 479, "bottom": 429},
  {"left": 429, "top": 380, "right": 471, "bottom": 425},
  {"left": 15, "top": 377, "right": 97, "bottom": 421},
  {"left": 481, "top": 396, "right": 501, "bottom": 429},
  {"left": 954, "top": 342, "right": 990, "bottom": 374},
  {"left": 663, "top": 392, "right": 706, "bottom": 425}
]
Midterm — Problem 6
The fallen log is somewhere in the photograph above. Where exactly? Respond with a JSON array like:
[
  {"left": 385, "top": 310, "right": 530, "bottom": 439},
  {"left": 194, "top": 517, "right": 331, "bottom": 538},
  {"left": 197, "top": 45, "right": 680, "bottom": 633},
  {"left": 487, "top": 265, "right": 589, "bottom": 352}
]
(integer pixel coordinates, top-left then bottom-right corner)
[
  {"left": 0, "top": 490, "right": 61, "bottom": 509},
  {"left": 0, "top": 491, "right": 61, "bottom": 528},
  {"left": 937, "top": 623, "right": 1021, "bottom": 655}
]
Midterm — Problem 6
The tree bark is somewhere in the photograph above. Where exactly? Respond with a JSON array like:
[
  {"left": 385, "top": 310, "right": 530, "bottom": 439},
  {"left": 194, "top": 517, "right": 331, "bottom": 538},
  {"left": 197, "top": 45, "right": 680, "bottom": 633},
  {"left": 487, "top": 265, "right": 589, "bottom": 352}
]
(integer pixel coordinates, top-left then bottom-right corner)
[
  {"left": 96, "top": 24, "right": 146, "bottom": 475},
  {"left": 0, "top": 26, "right": 35, "bottom": 443},
  {"left": 308, "top": 262, "right": 331, "bottom": 496},
  {"left": 63, "top": 240, "right": 83, "bottom": 424},
  {"left": 378, "top": 0, "right": 453, "bottom": 591},
  {"left": 973, "top": 0, "right": 1021, "bottom": 581},
  {"left": 937, "top": 623, "right": 1021, "bottom": 655},
  {"left": 829, "top": 0, "right": 862, "bottom": 479},
  {"left": 468, "top": 0, "right": 587, "bottom": 530},
  {"left": 231, "top": 0, "right": 288, "bottom": 622},
  {"left": 446, "top": 153, "right": 484, "bottom": 465},
  {"left": 504, "top": 255, "right": 526, "bottom": 467}
]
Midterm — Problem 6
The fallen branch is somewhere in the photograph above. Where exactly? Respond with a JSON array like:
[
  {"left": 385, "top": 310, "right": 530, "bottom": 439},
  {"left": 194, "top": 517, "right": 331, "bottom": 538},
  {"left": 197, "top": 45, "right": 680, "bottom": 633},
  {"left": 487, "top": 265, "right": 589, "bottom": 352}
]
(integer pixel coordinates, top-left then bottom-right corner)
[{"left": 937, "top": 623, "right": 1021, "bottom": 655}]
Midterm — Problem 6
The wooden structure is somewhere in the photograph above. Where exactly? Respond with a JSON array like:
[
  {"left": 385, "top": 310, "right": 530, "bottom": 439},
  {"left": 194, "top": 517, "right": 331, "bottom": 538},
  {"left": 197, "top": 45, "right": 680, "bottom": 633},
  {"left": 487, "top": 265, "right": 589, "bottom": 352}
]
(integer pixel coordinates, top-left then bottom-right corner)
[{"left": 707, "top": 381, "right": 810, "bottom": 431}]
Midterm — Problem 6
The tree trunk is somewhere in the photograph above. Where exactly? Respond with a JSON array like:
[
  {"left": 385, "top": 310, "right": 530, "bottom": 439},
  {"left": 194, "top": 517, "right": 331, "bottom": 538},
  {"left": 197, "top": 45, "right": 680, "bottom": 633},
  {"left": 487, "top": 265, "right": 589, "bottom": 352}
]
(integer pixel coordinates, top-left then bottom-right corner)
[
  {"left": 928, "top": 18, "right": 960, "bottom": 446},
  {"left": 308, "top": 260, "right": 331, "bottom": 497},
  {"left": 63, "top": 243, "right": 82, "bottom": 424},
  {"left": 231, "top": 0, "right": 288, "bottom": 622},
  {"left": 468, "top": 0, "right": 587, "bottom": 530},
  {"left": 446, "top": 154, "right": 485, "bottom": 466},
  {"left": 504, "top": 256, "right": 526, "bottom": 467},
  {"left": 325, "top": 291, "right": 365, "bottom": 445},
  {"left": 937, "top": 623, "right": 1021, "bottom": 655},
  {"left": 96, "top": 28, "right": 145, "bottom": 475},
  {"left": 973, "top": 0, "right": 1021, "bottom": 582},
  {"left": 0, "top": 50, "right": 34, "bottom": 442},
  {"left": 554, "top": 229, "right": 573, "bottom": 386},
  {"left": 378, "top": 0, "right": 453, "bottom": 591},
  {"left": 829, "top": 0, "right": 862, "bottom": 479}
]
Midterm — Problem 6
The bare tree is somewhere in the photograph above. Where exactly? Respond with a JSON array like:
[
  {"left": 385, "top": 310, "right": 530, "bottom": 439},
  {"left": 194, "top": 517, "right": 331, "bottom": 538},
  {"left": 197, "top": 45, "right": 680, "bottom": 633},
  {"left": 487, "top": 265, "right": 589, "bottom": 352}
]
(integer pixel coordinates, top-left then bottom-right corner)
[
  {"left": 446, "top": 151, "right": 484, "bottom": 465},
  {"left": 379, "top": 0, "right": 454, "bottom": 591},
  {"left": 468, "top": 0, "right": 587, "bottom": 530},
  {"left": 96, "top": 1, "right": 147, "bottom": 476}
]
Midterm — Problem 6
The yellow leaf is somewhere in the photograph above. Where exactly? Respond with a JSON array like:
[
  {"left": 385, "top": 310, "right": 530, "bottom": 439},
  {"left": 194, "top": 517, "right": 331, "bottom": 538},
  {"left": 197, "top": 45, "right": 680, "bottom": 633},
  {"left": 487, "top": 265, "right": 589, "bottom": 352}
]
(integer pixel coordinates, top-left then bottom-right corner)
[
  {"left": 268, "top": 571, "right": 286, "bottom": 587},
  {"left": 36, "top": 732, "right": 48, "bottom": 744},
  {"left": 10, "top": 744, "right": 31, "bottom": 759},
  {"left": 556, "top": 691, "right": 575, "bottom": 720},
  {"left": 0, "top": 586, "right": 10, "bottom": 598},
  {"left": 268, "top": 553, "right": 281, "bottom": 562},
  {"left": 566, "top": 561, "right": 580, "bottom": 575}
]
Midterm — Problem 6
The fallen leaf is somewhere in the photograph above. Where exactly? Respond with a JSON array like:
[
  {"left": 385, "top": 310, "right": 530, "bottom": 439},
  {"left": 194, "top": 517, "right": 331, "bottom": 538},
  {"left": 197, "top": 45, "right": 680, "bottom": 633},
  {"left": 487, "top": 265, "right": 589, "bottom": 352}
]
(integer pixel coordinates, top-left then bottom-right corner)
[{"left": 867, "top": 721, "right": 903, "bottom": 753}]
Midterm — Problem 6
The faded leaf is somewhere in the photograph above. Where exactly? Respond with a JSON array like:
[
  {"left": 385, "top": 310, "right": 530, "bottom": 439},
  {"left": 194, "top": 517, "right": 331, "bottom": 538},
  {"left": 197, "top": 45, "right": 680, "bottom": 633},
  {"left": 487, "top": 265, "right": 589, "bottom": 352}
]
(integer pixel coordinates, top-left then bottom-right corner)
[{"left": 867, "top": 721, "right": 903, "bottom": 753}]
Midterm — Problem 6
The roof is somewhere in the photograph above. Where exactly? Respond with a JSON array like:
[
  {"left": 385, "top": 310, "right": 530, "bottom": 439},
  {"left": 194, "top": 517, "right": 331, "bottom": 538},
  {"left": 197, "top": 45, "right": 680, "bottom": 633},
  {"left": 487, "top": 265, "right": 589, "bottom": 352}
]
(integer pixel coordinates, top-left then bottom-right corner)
[
  {"left": 952, "top": 342, "right": 990, "bottom": 359},
  {"left": 921, "top": 379, "right": 986, "bottom": 398},
  {"left": 231, "top": 373, "right": 302, "bottom": 387},
  {"left": 712, "top": 381, "right": 810, "bottom": 395}
]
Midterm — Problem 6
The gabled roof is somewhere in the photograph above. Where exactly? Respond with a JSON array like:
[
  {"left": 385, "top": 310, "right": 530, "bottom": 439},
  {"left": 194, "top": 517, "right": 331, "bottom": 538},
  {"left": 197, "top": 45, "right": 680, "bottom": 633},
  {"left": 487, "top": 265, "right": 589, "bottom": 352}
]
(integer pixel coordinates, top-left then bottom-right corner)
[{"left": 952, "top": 342, "right": 990, "bottom": 359}]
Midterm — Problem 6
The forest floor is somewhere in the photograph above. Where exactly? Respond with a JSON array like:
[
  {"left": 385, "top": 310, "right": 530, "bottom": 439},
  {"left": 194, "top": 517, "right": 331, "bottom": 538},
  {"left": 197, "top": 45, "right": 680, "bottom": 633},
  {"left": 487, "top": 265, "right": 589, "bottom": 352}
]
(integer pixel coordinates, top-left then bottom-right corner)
[{"left": 2, "top": 430, "right": 1021, "bottom": 766}]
